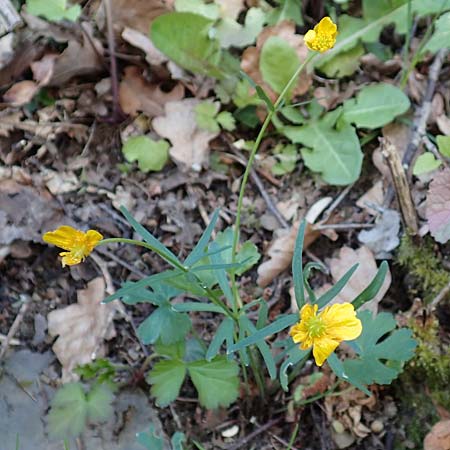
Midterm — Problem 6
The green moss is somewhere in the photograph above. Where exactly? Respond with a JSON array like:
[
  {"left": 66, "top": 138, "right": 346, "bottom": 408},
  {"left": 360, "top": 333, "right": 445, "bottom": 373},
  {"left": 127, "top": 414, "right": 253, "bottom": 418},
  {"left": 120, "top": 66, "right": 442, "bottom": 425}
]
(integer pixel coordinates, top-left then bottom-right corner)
[{"left": 397, "top": 234, "right": 449, "bottom": 301}]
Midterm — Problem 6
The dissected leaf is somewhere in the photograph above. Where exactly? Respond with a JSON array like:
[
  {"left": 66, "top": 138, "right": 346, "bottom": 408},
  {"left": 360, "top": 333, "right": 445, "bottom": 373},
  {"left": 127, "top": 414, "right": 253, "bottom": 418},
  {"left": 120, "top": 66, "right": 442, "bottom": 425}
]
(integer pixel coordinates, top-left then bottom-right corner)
[
  {"left": 137, "top": 302, "right": 191, "bottom": 345},
  {"left": 151, "top": 12, "right": 223, "bottom": 78},
  {"left": 342, "top": 83, "right": 410, "bottom": 129},
  {"left": 426, "top": 168, "right": 450, "bottom": 243},
  {"left": 47, "top": 383, "right": 87, "bottom": 439},
  {"left": 195, "top": 101, "right": 221, "bottom": 132},
  {"left": 339, "top": 311, "right": 417, "bottom": 386},
  {"left": 148, "top": 359, "right": 187, "bottom": 407},
  {"left": 122, "top": 136, "right": 170, "bottom": 172},
  {"left": 153, "top": 98, "right": 220, "bottom": 172},
  {"left": 47, "top": 277, "right": 120, "bottom": 382},
  {"left": 413, "top": 152, "right": 442, "bottom": 176},
  {"left": 188, "top": 356, "right": 240, "bottom": 409}
]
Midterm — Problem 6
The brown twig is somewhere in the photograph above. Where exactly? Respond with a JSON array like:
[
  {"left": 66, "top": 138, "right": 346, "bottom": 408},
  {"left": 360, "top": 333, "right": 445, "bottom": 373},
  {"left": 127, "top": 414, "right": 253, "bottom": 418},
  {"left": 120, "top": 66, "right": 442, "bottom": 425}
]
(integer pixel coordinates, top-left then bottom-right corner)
[
  {"left": 0, "top": 299, "right": 30, "bottom": 361},
  {"left": 381, "top": 138, "right": 419, "bottom": 235}
]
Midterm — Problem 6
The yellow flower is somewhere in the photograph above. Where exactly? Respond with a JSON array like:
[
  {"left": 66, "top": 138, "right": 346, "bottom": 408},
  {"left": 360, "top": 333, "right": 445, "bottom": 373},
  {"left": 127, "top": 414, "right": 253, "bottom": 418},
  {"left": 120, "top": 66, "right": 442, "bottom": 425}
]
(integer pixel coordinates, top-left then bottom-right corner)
[
  {"left": 43, "top": 226, "right": 103, "bottom": 267},
  {"left": 290, "top": 302, "right": 362, "bottom": 366},
  {"left": 304, "top": 17, "right": 337, "bottom": 53}
]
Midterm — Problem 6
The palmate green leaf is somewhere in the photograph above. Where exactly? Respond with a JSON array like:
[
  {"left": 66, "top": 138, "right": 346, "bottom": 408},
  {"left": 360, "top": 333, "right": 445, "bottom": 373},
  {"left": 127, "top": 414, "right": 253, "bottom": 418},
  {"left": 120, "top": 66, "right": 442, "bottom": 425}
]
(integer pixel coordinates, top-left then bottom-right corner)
[
  {"left": 86, "top": 384, "right": 114, "bottom": 422},
  {"left": 329, "top": 311, "right": 417, "bottom": 389},
  {"left": 188, "top": 356, "right": 239, "bottom": 409},
  {"left": 260, "top": 36, "right": 300, "bottom": 95},
  {"left": 47, "top": 383, "right": 88, "bottom": 439},
  {"left": 27, "top": 0, "right": 81, "bottom": 22},
  {"left": 151, "top": 12, "right": 223, "bottom": 78},
  {"left": 342, "top": 83, "right": 410, "bottom": 129},
  {"left": 148, "top": 359, "right": 187, "bottom": 407},
  {"left": 284, "top": 112, "right": 362, "bottom": 186},
  {"left": 137, "top": 302, "right": 191, "bottom": 345},
  {"left": 413, "top": 153, "right": 442, "bottom": 176},
  {"left": 122, "top": 136, "right": 169, "bottom": 173}
]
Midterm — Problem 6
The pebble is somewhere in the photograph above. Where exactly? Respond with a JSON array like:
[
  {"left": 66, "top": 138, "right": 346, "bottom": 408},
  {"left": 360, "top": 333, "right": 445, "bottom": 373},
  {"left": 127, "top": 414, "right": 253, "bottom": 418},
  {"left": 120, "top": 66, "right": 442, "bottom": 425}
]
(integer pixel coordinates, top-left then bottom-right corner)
[{"left": 371, "top": 420, "right": 384, "bottom": 433}]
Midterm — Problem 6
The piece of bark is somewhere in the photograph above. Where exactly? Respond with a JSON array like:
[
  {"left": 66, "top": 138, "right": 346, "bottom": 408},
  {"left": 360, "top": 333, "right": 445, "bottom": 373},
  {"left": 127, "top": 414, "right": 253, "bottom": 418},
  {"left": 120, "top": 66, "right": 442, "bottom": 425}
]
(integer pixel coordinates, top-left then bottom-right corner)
[{"left": 0, "top": 0, "right": 22, "bottom": 37}]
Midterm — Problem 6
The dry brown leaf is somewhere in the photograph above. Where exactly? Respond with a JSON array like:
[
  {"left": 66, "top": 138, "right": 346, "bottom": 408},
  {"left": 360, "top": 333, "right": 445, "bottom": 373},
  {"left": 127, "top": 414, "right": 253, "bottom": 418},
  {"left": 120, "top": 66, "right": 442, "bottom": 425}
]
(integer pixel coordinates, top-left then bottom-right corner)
[
  {"left": 257, "top": 221, "right": 320, "bottom": 287},
  {"left": 356, "top": 180, "right": 384, "bottom": 215},
  {"left": 47, "top": 277, "right": 119, "bottom": 382},
  {"left": 424, "top": 420, "right": 450, "bottom": 450},
  {"left": 42, "top": 168, "right": 80, "bottom": 195},
  {"left": 48, "top": 23, "right": 103, "bottom": 86},
  {"left": 241, "top": 21, "right": 311, "bottom": 102},
  {"left": 152, "top": 98, "right": 219, "bottom": 171},
  {"left": 119, "top": 65, "right": 184, "bottom": 117},
  {"left": 436, "top": 115, "right": 450, "bottom": 136},
  {"left": 426, "top": 168, "right": 450, "bottom": 243},
  {"left": 30, "top": 53, "right": 58, "bottom": 85},
  {"left": 325, "top": 246, "right": 391, "bottom": 314},
  {"left": 3, "top": 80, "right": 39, "bottom": 106},
  {"left": 121, "top": 27, "right": 168, "bottom": 66}
]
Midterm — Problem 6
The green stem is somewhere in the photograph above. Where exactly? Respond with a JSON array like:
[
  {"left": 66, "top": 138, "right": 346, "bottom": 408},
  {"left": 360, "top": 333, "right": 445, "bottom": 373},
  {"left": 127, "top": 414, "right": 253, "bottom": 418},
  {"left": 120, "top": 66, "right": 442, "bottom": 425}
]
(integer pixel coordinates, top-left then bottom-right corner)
[
  {"left": 230, "top": 52, "right": 317, "bottom": 309},
  {"left": 98, "top": 238, "right": 186, "bottom": 272}
]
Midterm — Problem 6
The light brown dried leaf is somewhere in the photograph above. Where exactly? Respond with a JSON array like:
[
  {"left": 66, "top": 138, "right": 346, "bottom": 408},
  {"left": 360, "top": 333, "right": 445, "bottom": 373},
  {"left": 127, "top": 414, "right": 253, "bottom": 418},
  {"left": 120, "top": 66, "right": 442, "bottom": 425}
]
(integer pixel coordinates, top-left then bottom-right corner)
[
  {"left": 152, "top": 98, "right": 219, "bottom": 171},
  {"left": 3, "top": 80, "right": 39, "bottom": 106},
  {"left": 436, "top": 115, "right": 450, "bottom": 136},
  {"left": 241, "top": 21, "right": 311, "bottom": 102},
  {"left": 326, "top": 246, "right": 391, "bottom": 314},
  {"left": 121, "top": 27, "right": 168, "bottom": 66},
  {"left": 119, "top": 65, "right": 184, "bottom": 117},
  {"left": 47, "top": 277, "right": 119, "bottom": 382},
  {"left": 426, "top": 168, "right": 450, "bottom": 243},
  {"left": 424, "top": 420, "right": 450, "bottom": 450}
]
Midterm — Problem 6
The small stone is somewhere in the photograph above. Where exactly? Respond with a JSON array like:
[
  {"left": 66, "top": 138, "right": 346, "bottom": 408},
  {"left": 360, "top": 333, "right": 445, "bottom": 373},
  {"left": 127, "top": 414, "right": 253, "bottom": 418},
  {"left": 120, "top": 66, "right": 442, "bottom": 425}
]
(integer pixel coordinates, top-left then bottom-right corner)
[
  {"left": 221, "top": 425, "right": 239, "bottom": 438},
  {"left": 371, "top": 420, "right": 384, "bottom": 433}
]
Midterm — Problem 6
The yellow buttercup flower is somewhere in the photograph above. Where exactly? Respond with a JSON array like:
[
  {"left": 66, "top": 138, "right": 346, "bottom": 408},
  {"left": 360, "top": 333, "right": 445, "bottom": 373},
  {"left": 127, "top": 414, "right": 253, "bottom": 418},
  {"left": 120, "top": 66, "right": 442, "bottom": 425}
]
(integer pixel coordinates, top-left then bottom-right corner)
[
  {"left": 304, "top": 17, "right": 337, "bottom": 53},
  {"left": 43, "top": 226, "right": 103, "bottom": 267},
  {"left": 290, "top": 302, "right": 362, "bottom": 366}
]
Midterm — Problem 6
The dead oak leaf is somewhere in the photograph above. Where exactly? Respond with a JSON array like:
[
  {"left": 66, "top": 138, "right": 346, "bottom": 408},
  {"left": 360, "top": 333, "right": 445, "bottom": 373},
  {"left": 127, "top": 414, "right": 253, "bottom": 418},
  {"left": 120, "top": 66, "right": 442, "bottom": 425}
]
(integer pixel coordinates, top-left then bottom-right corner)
[
  {"left": 152, "top": 98, "right": 219, "bottom": 171},
  {"left": 424, "top": 420, "right": 450, "bottom": 450},
  {"left": 241, "top": 21, "right": 311, "bottom": 102},
  {"left": 324, "top": 246, "right": 391, "bottom": 315},
  {"left": 119, "top": 65, "right": 184, "bottom": 117},
  {"left": 426, "top": 168, "right": 450, "bottom": 243},
  {"left": 47, "top": 277, "right": 119, "bottom": 382}
]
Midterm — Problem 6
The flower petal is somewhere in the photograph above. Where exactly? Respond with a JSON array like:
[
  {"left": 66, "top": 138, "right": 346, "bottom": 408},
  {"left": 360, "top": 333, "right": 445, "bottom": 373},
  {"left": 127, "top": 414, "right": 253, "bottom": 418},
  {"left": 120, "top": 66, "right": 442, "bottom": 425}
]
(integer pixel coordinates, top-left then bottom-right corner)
[
  {"left": 60, "top": 251, "right": 83, "bottom": 267},
  {"left": 321, "top": 303, "right": 362, "bottom": 342},
  {"left": 43, "top": 226, "right": 83, "bottom": 251},
  {"left": 304, "top": 29, "right": 317, "bottom": 48},
  {"left": 312, "top": 335, "right": 340, "bottom": 366},
  {"left": 300, "top": 303, "right": 318, "bottom": 322},
  {"left": 317, "top": 17, "right": 337, "bottom": 37},
  {"left": 85, "top": 230, "right": 104, "bottom": 250}
]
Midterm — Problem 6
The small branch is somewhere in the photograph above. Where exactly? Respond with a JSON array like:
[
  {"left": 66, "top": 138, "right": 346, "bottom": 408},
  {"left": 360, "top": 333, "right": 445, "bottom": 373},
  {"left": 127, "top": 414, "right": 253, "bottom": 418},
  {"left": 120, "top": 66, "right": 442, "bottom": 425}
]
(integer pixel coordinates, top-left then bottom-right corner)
[
  {"left": 0, "top": 299, "right": 30, "bottom": 361},
  {"left": 381, "top": 138, "right": 418, "bottom": 235},
  {"left": 314, "top": 223, "right": 374, "bottom": 231},
  {"left": 429, "top": 279, "right": 450, "bottom": 310}
]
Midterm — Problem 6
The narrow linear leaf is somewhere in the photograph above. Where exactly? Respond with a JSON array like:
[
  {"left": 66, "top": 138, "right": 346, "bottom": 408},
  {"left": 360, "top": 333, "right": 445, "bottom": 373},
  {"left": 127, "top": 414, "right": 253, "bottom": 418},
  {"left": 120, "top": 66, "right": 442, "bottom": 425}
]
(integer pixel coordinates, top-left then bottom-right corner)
[{"left": 352, "top": 261, "right": 389, "bottom": 309}]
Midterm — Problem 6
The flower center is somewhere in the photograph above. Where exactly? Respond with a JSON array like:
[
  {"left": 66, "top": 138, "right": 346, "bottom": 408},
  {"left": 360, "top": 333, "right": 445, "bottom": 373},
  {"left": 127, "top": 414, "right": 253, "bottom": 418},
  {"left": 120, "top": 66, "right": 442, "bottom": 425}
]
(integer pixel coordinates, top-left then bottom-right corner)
[
  {"left": 306, "top": 315, "right": 326, "bottom": 338},
  {"left": 316, "top": 35, "right": 334, "bottom": 51}
]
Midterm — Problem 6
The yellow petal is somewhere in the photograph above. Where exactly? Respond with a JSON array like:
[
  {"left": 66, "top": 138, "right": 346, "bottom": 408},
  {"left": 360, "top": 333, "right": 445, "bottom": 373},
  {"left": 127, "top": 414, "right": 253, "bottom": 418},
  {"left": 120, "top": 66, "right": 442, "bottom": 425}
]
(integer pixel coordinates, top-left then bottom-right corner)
[
  {"left": 317, "top": 17, "right": 337, "bottom": 37},
  {"left": 60, "top": 251, "right": 83, "bottom": 267},
  {"left": 299, "top": 303, "right": 318, "bottom": 322},
  {"left": 43, "top": 225, "right": 84, "bottom": 251},
  {"left": 304, "top": 29, "right": 317, "bottom": 48},
  {"left": 312, "top": 335, "right": 340, "bottom": 366},
  {"left": 321, "top": 303, "right": 362, "bottom": 342},
  {"left": 84, "top": 230, "right": 104, "bottom": 250},
  {"left": 290, "top": 322, "right": 312, "bottom": 348}
]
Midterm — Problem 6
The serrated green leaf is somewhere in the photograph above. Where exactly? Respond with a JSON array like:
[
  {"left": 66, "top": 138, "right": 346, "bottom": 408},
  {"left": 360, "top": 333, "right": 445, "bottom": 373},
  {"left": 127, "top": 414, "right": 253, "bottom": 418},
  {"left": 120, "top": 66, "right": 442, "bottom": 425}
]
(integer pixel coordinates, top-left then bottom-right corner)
[
  {"left": 342, "top": 83, "right": 410, "bottom": 129},
  {"left": 138, "top": 303, "right": 191, "bottom": 345},
  {"left": 260, "top": 36, "right": 300, "bottom": 96},
  {"left": 151, "top": 12, "right": 223, "bottom": 78},
  {"left": 86, "top": 384, "right": 114, "bottom": 422},
  {"left": 284, "top": 115, "right": 362, "bottom": 185},
  {"left": 122, "top": 136, "right": 169, "bottom": 172},
  {"left": 148, "top": 360, "right": 187, "bottom": 407},
  {"left": 188, "top": 356, "right": 239, "bottom": 409},
  {"left": 216, "top": 111, "right": 236, "bottom": 131},
  {"left": 437, "top": 135, "right": 450, "bottom": 158},
  {"left": 47, "top": 383, "right": 88, "bottom": 439},
  {"left": 331, "top": 311, "right": 417, "bottom": 388},
  {"left": 27, "top": 0, "right": 81, "bottom": 22},
  {"left": 413, "top": 152, "right": 442, "bottom": 175}
]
